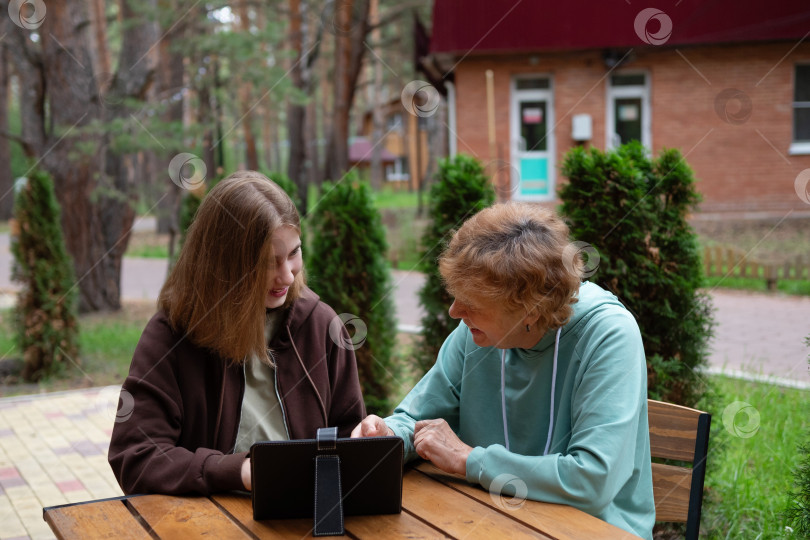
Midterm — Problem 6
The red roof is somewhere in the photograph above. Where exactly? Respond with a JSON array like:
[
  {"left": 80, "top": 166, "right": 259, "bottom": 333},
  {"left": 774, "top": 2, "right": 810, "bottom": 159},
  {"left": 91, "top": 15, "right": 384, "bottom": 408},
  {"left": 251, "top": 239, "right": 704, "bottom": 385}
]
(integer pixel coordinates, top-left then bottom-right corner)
[
  {"left": 430, "top": 0, "right": 810, "bottom": 55},
  {"left": 348, "top": 137, "right": 398, "bottom": 163}
]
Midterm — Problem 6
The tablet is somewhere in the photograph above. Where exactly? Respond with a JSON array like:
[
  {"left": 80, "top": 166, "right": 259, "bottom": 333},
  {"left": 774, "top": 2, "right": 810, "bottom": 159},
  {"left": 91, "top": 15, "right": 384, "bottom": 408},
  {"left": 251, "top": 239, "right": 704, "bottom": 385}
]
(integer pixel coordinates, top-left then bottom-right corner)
[{"left": 250, "top": 436, "right": 404, "bottom": 520}]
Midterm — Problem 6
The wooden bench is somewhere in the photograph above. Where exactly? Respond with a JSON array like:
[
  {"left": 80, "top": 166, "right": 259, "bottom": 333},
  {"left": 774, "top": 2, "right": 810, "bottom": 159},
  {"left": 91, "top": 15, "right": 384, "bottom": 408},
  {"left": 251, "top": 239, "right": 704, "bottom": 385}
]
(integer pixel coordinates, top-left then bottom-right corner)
[{"left": 648, "top": 399, "right": 712, "bottom": 539}]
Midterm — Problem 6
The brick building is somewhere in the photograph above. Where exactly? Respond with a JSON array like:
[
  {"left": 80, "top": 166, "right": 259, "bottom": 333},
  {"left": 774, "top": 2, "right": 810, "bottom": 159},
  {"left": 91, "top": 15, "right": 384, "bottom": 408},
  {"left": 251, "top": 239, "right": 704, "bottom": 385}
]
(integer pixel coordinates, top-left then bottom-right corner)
[{"left": 421, "top": 0, "right": 810, "bottom": 213}]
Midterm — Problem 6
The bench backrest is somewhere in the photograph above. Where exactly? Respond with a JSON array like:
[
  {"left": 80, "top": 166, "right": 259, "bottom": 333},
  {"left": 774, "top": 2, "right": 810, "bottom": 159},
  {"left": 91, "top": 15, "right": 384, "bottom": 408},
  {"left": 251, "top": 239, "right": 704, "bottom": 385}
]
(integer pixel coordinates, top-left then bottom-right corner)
[{"left": 648, "top": 399, "right": 711, "bottom": 540}]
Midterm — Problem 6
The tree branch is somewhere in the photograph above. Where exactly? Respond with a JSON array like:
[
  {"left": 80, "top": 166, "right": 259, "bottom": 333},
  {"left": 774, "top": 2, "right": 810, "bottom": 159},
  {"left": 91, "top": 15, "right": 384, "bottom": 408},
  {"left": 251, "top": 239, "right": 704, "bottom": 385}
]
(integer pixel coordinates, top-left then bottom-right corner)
[
  {"left": 0, "top": 130, "right": 36, "bottom": 157},
  {"left": 372, "top": 0, "right": 426, "bottom": 31}
]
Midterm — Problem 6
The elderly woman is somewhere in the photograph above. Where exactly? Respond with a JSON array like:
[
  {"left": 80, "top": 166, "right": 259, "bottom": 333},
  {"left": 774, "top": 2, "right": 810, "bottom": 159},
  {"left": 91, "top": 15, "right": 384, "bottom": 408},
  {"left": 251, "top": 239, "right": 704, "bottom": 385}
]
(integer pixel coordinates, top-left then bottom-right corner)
[{"left": 353, "top": 203, "right": 654, "bottom": 539}]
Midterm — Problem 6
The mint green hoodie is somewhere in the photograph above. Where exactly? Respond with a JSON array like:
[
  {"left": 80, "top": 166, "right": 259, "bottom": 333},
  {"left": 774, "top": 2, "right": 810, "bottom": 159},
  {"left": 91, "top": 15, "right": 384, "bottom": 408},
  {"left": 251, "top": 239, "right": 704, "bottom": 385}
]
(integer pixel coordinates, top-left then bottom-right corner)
[{"left": 386, "top": 282, "right": 654, "bottom": 539}]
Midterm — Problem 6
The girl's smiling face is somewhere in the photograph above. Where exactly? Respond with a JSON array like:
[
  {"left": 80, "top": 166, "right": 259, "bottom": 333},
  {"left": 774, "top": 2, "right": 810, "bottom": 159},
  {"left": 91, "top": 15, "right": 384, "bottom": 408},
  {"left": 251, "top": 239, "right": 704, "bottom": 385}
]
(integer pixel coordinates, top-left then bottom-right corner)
[{"left": 265, "top": 226, "right": 302, "bottom": 309}]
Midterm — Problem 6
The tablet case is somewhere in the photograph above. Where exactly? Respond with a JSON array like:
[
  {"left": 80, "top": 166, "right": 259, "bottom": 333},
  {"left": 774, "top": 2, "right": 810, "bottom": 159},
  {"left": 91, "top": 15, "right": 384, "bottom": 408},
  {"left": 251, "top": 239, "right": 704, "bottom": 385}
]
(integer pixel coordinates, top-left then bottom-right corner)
[{"left": 251, "top": 428, "right": 404, "bottom": 528}]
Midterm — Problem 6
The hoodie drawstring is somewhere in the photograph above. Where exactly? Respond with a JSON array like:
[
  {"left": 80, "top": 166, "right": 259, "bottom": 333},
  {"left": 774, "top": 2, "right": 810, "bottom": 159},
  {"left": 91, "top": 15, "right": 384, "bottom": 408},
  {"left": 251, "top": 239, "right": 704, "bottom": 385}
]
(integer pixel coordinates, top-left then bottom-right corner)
[
  {"left": 543, "top": 327, "right": 562, "bottom": 456},
  {"left": 287, "top": 326, "right": 329, "bottom": 426},
  {"left": 500, "top": 327, "right": 562, "bottom": 455}
]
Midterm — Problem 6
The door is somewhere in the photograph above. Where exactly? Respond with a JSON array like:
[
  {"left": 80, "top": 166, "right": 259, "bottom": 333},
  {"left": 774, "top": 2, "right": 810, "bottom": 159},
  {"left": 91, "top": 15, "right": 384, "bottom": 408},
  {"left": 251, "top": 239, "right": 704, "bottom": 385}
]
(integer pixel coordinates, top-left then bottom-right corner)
[
  {"left": 511, "top": 77, "right": 554, "bottom": 201},
  {"left": 606, "top": 72, "right": 651, "bottom": 149}
]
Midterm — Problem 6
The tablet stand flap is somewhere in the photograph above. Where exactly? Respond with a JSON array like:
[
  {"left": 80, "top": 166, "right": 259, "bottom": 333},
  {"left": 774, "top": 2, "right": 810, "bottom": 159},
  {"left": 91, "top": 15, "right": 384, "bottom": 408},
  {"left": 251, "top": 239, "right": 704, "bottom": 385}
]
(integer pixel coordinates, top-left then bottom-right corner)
[
  {"left": 316, "top": 427, "right": 338, "bottom": 450},
  {"left": 313, "top": 455, "right": 343, "bottom": 536}
]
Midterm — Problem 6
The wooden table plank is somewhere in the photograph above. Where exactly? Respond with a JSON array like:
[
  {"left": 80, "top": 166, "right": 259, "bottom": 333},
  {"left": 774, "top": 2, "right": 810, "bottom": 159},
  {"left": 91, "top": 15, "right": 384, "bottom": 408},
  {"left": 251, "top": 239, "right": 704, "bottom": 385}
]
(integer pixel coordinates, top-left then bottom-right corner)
[
  {"left": 44, "top": 499, "right": 152, "bottom": 540},
  {"left": 128, "top": 494, "right": 250, "bottom": 539},
  {"left": 215, "top": 489, "right": 449, "bottom": 539},
  {"left": 402, "top": 467, "right": 553, "bottom": 539},
  {"left": 416, "top": 462, "right": 643, "bottom": 540},
  {"left": 213, "top": 493, "right": 314, "bottom": 538},
  {"left": 346, "top": 512, "right": 450, "bottom": 539}
]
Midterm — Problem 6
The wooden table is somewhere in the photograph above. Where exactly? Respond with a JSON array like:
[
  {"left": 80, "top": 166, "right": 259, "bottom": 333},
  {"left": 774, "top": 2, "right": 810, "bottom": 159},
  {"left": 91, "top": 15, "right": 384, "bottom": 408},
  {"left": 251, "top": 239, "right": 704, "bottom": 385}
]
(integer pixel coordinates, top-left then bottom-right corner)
[{"left": 43, "top": 462, "right": 642, "bottom": 539}]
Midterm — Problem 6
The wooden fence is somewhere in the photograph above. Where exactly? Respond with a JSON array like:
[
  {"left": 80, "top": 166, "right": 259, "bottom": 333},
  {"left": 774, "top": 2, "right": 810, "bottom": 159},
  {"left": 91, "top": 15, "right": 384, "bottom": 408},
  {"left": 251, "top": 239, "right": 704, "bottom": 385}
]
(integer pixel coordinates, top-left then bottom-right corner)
[{"left": 704, "top": 246, "right": 809, "bottom": 290}]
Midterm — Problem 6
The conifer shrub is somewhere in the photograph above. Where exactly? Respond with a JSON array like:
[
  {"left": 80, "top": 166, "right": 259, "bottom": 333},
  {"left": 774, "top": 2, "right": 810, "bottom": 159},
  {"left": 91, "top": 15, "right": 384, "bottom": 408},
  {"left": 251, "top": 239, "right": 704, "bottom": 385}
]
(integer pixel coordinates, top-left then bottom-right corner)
[
  {"left": 413, "top": 154, "right": 496, "bottom": 375},
  {"left": 262, "top": 170, "right": 302, "bottom": 211},
  {"left": 559, "top": 141, "right": 713, "bottom": 406},
  {"left": 784, "top": 335, "right": 810, "bottom": 536},
  {"left": 11, "top": 170, "right": 80, "bottom": 382},
  {"left": 307, "top": 175, "right": 397, "bottom": 415},
  {"left": 170, "top": 184, "right": 207, "bottom": 271}
]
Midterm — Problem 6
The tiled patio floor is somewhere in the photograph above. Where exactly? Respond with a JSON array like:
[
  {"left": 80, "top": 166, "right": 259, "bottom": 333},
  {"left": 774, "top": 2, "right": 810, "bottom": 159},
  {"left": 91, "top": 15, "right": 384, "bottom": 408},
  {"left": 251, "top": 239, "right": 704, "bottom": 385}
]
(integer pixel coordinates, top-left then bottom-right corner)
[{"left": 0, "top": 388, "right": 123, "bottom": 540}]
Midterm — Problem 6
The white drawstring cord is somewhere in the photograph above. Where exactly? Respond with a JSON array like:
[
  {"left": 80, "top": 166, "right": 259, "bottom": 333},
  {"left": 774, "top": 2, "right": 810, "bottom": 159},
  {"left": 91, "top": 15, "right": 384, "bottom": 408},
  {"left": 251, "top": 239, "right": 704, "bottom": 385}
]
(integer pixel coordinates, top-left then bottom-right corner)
[
  {"left": 500, "top": 327, "right": 562, "bottom": 456},
  {"left": 500, "top": 348, "right": 509, "bottom": 451},
  {"left": 543, "top": 327, "right": 562, "bottom": 456}
]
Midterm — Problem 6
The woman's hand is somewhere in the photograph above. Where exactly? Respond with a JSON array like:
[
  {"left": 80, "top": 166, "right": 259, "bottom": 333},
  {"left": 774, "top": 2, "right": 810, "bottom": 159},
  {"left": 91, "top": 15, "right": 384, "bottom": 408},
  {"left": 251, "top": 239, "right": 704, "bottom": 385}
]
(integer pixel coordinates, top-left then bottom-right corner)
[
  {"left": 351, "top": 415, "right": 394, "bottom": 438},
  {"left": 413, "top": 419, "right": 472, "bottom": 476},
  {"left": 241, "top": 457, "right": 251, "bottom": 491}
]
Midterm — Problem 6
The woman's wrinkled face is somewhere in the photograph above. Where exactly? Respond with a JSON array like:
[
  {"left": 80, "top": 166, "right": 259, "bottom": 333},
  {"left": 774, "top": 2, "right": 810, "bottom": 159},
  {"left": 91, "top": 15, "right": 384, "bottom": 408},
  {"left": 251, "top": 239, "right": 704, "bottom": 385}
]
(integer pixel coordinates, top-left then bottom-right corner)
[
  {"left": 265, "top": 226, "right": 303, "bottom": 309},
  {"left": 448, "top": 292, "right": 527, "bottom": 349}
]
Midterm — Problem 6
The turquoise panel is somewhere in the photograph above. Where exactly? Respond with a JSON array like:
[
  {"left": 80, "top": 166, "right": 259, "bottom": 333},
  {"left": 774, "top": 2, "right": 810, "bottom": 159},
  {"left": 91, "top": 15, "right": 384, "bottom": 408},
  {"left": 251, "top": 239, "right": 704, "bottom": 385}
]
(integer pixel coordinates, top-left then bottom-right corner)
[
  {"left": 519, "top": 158, "right": 549, "bottom": 196},
  {"left": 520, "top": 157, "right": 548, "bottom": 181}
]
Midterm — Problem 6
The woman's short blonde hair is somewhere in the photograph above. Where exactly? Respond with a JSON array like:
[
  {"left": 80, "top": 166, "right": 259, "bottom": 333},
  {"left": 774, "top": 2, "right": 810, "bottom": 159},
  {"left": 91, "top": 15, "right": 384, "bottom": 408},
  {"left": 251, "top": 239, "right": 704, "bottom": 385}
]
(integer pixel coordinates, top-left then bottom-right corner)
[
  {"left": 158, "top": 170, "right": 304, "bottom": 363},
  {"left": 439, "top": 203, "right": 582, "bottom": 332}
]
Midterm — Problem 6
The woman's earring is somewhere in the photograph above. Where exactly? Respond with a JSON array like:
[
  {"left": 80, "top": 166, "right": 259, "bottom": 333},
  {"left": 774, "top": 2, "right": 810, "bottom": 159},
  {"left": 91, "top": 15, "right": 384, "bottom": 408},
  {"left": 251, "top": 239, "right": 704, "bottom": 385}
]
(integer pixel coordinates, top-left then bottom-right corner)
[{"left": 525, "top": 324, "right": 530, "bottom": 332}]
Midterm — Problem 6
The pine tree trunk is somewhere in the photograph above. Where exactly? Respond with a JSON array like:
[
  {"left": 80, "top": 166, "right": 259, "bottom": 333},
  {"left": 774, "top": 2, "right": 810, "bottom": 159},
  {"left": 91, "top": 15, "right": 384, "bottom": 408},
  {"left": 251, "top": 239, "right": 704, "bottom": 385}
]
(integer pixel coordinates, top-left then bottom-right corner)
[
  {"left": 37, "top": 0, "right": 156, "bottom": 313},
  {"left": 306, "top": 91, "right": 320, "bottom": 188},
  {"left": 324, "top": 0, "right": 370, "bottom": 182},
  {"left": 287, "top": 0, "right": 306, "bottom": 185},
  {"left": 87, "top": 0, "right": 111, "bottom": 76},
  {"left": 3, "top": 16, "right": 45, "bottom": 160},
  {"left": 368, "top": 0, "right": 384, "bottom": 190},
  {"left": 324, "top": 1, "right": 353, "bottom": 182},
  {"left": 2, "top": 0, "right": 155, "bottom": 312},
  {"left": 237, "top": 1, "right": 259, "bottom": 171},
  {"left": 155, "top": 14, "right": 185, "bottom": 235},
  {"left": 36, "top": 1, "right": 105, "bottom": 312},
  {"left": 0, "top": 43, "right": 12, "bottom": 220}
]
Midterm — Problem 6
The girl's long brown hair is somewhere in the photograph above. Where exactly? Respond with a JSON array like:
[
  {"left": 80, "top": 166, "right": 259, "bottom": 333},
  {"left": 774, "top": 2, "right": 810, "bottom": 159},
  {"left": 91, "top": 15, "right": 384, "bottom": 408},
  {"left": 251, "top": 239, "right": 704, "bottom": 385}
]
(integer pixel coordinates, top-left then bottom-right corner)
[{"left": 158, "top": 171, "right": 304, "bottom": 364}]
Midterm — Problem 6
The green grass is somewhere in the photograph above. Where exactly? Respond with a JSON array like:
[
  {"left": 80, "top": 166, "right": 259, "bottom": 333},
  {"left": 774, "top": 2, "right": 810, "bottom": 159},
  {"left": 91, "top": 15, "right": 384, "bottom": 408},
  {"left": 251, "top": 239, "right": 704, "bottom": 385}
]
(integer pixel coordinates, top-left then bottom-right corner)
[
  {"left": 0, "top": 306, "right": 149, "bottom": 394},
  {"left": 124, "top": 243, "right": 169, "bottom": 258},
  {"left": 372, "top": 187, "right": 420, "bottom": 209},
  {"left": 700, "top": 375, "right": 810, "bottom": 538},
  {"left": 704, "top": 275, "right": 810, "bottom": 296},
  {"left": 307, "top": 183, "right": 421, "bottom": 213},
  {"left": 75, "top": 317, "right": 148, "bottom": 385},
  {"left": 0, "top": 312, "right": 16, "bottom": 360}
]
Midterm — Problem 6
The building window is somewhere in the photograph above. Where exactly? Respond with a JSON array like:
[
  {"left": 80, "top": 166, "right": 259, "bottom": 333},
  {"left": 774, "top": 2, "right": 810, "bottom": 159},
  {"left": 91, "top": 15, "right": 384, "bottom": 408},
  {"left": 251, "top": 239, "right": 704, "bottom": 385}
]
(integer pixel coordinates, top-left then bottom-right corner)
[
  {"left": 606, "top": 72, "right": 651, "bottom": 150},
  {"left": 386, "top": 157, "right": 409, "bottom": 181},
  {"left": 516, "top": 78, "right": 550, "bottom": 90},
  {"left": 387, "top": 113, "right": 403, "bottom": 131},
  {"left": 790, "top": 64, "right": 810, "bottom": 155}
]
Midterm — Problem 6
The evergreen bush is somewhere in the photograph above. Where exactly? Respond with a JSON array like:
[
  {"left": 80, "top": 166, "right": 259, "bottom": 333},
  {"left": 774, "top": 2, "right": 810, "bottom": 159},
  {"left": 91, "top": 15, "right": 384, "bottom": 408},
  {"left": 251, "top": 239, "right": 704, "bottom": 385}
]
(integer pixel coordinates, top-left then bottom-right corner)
[
  {"left": 11, "top": 170, "right": 79, "bottom": 382},
  {"left": 784, "top": 335, "right": 810, "bottom": 536},
  {"left": 307, "top": 175, "right": 398, "bottom": 415},
  {"left": 559, "top": 141, "right": 714, "bottom": 405},
  {"left": 413, "top": 154, "right": 496, "bottom": 375},
  {"left": 262, "top": 170, "right": 302, "bottom": 211},
  {"left": 170, "top": 185, "right": 206, "bottom": 270}
]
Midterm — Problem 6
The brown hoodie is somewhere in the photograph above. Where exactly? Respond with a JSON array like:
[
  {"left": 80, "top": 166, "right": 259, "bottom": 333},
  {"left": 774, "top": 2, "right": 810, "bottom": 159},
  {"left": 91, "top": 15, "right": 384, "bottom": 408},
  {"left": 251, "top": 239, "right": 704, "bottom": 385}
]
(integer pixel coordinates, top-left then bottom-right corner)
[{"left": 108, "top": 287, "right": 366, "bottom": 495}]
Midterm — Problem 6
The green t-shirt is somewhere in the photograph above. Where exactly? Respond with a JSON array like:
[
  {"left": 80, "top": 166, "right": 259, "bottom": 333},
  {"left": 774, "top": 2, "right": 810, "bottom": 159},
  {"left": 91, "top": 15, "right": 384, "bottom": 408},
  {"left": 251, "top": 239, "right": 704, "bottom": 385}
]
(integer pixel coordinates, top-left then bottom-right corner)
[{"left": 233, "top": 309, "right": 289, "bottom": 453}]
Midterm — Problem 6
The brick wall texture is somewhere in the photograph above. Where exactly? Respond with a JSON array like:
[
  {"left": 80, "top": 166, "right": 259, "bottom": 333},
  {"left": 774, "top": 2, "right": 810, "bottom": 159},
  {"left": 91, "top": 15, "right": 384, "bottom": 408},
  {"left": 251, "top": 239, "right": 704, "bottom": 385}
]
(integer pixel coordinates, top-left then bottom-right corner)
[{"left": 452, "top": 41, "right": 810, "bottom": 212}]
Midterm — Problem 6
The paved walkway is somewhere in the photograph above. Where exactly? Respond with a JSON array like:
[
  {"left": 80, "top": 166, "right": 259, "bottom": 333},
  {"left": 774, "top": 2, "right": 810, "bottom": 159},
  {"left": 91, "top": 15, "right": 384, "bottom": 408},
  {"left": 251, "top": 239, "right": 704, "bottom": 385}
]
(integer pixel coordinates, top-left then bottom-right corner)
[
  {"left": 0, "top": 229, "right": 809, "bottom": 538},
  {"left": 0, "top": 389, "right": 123, "bottom": 540}
]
